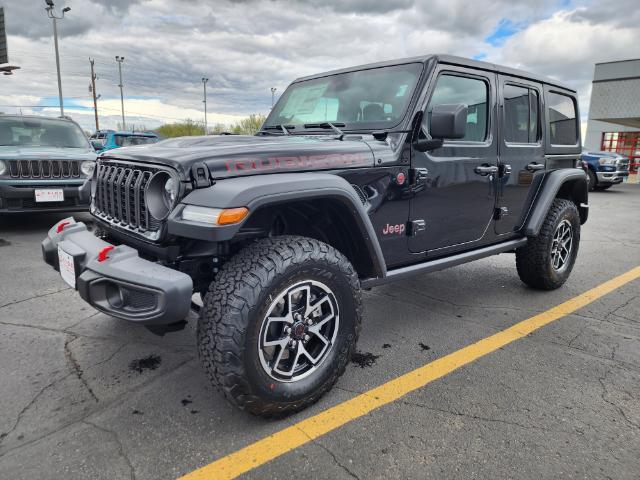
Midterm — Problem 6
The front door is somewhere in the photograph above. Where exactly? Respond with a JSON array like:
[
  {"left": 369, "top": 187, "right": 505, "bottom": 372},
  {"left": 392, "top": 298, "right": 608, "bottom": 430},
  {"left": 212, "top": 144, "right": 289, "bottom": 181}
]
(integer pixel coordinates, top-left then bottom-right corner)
[
  {"left": 409, "top": 66, "right": 498, "bottom": 253},
  {"left": 495, "top": 76, "right": 545, "bottom": 234}
]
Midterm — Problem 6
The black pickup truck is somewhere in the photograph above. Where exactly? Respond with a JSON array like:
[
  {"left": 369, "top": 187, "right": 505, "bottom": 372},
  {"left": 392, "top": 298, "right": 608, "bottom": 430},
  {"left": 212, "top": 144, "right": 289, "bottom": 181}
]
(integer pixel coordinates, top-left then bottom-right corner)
[{"left": 42, "top": 54, "right": 588, "bottom": 416}]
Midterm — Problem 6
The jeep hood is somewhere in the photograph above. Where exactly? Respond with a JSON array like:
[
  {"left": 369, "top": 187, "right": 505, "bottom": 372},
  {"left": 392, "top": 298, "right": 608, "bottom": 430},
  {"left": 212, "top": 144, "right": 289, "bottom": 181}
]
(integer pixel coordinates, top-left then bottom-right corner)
[
  {"left": 0, "top": 146, "right": 97, "bottom": 162},
  {"left": 102, "top": 135, "right": 376, "bottom": 180}
]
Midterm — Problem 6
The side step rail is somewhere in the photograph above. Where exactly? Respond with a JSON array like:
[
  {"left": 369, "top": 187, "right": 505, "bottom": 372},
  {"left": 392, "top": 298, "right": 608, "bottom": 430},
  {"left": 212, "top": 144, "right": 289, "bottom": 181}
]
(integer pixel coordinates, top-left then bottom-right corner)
[{"left": 361, "top": 238, "right": 527, "bottom": 288}]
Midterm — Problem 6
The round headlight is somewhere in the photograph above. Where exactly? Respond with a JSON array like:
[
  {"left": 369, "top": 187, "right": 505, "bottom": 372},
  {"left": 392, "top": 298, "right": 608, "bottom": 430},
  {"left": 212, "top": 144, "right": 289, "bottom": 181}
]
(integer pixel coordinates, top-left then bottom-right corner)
[
  {"left": 163, "top": 177, "right": 178, "bottom": 207},
  {"left": 0, "top": 160, "right": 6, "bottom": 176},
  {"left": 81, "top": 160, "right": 96, "bottom": 176},
  {"left": 145, "top": 171, "right": 178, "bottom": 220}
]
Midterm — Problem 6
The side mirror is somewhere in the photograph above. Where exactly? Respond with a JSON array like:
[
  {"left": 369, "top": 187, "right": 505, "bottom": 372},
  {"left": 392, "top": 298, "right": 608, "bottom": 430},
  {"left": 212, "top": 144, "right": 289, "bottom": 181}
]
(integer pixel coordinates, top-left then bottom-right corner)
[
  {"left": 90, "top": 140, "right": 103, "bottom": 151},
  {"left": 430, "top": 103, "right": 468, "bottom": 139},
  {"left": 412, "top": 104, "right": 468, "bottom": 152}
]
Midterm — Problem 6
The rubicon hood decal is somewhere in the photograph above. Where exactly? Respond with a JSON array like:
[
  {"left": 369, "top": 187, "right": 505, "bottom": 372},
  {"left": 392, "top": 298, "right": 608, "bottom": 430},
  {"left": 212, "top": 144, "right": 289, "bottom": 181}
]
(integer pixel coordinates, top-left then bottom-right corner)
[
  {"left": 101, "top": 134, "right": 375, "bottom": 179},
  {"left": 221, "top": 152, "right": 368, "bottom": 174}
]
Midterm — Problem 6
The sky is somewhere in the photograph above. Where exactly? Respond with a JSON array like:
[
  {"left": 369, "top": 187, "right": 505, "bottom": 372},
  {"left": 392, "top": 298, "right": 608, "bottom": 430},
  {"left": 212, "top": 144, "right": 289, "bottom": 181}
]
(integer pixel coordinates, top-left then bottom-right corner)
[{"left": 0, "top": 0, "right": 638, "bottom": 133}]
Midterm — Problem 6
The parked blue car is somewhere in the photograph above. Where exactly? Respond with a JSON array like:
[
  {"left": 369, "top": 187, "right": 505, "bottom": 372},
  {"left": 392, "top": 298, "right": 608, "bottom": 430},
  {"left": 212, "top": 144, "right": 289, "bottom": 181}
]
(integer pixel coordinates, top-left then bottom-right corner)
[
  {"left": 89, "top": 130, "right": 159, "bottom": 153},
  {"left": 580, "top": 151, "right": 630, "bottom": 191}
]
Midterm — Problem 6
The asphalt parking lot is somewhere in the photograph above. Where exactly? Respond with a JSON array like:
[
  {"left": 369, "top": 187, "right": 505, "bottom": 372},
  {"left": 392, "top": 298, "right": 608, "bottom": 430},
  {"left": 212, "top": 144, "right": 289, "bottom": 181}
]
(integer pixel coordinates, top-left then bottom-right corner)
[{"left": 1, "top": 183, "right": 639, "bottom": 480}]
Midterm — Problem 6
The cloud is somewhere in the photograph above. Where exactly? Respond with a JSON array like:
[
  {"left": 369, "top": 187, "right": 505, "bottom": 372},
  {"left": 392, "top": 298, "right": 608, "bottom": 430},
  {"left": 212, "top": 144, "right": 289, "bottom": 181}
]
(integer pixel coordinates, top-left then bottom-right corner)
[{"left": 0, "top": 0, "right": 634, "bottom": 131}]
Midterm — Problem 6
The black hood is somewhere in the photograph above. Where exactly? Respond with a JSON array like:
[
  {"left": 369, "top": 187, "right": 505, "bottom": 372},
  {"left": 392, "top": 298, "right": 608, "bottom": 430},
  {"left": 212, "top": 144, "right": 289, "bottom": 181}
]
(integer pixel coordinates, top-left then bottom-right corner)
[{"left": 101, "top": 135, "right": 376, "bottom": 180}]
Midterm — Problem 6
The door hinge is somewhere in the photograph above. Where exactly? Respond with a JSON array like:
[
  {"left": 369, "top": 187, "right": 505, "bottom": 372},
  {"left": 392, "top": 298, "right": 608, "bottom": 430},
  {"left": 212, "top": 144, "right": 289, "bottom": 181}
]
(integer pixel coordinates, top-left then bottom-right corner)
[
  {"left": 494, "top": 207, "right": 509, "bottom": 220},
  {"left": 499, "top": 164, "right": 512, "bottom": 177},
  {"left": 408, "top": 219, "right": 426, "bottom": 236},
  {"left": 410, "top": 168, "right": 429, "bottom": 184}
]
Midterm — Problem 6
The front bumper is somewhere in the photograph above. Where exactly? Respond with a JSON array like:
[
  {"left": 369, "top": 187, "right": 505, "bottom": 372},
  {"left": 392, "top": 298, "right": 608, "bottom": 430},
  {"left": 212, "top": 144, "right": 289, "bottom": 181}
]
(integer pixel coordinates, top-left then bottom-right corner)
[
  {"left": 0, "top": 178, "right": 90, "bottom": 213},
  {"left": 596, "top": 170, "right": 629, "bottom": 184},
  {"left": 42, "top": 217, "right": 193, "bottom": 325}
]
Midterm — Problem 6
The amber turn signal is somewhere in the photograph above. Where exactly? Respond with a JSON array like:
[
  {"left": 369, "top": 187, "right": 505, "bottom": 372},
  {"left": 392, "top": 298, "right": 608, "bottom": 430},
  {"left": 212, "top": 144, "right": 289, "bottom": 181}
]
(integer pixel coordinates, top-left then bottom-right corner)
[{"left": 217, "top": 207, "right": 249, "bottom": 225}]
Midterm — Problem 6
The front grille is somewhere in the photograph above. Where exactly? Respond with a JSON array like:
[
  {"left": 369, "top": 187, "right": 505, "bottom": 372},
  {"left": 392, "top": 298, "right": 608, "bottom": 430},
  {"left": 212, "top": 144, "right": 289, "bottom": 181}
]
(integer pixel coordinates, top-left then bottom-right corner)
[
  {"left": 617, "top": 160, "right": 630, "bottom": 172},
  {"left": 8, "top": 159, "right": 81, "bottom": 179},
  {"left": 92, "top": 160, "right": 166, "bottom": 240}
]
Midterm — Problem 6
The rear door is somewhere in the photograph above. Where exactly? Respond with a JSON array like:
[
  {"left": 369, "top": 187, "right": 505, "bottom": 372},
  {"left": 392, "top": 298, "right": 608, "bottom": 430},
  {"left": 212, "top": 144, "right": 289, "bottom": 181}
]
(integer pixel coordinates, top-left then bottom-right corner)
[
  {"left": 495, "top": 76, "right": 545, "bottom": 234},
  {"left": 409, "top": 65, "right": 498, "bottom": 253}
]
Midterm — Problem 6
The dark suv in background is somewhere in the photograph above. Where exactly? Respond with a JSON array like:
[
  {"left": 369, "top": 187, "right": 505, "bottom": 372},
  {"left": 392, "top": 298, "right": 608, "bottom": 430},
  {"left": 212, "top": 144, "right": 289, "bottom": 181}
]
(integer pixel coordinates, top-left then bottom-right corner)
[{"left": 0, "top": 115, "right": 95, "bottom": 213}]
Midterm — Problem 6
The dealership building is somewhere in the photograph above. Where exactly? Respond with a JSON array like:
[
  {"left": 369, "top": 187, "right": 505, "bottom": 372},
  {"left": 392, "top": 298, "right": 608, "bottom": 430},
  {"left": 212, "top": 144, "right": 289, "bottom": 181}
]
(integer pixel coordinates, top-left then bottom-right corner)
[{"left": 584, "top": 58, "right": 640, "bottom": 173}]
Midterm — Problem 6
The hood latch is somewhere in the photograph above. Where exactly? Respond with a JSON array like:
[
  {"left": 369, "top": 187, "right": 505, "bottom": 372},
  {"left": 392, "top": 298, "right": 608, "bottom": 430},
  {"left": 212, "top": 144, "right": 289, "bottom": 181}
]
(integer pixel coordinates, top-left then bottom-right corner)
[{"left": 191, "top": 162, "right": 212, "bottom": 188}]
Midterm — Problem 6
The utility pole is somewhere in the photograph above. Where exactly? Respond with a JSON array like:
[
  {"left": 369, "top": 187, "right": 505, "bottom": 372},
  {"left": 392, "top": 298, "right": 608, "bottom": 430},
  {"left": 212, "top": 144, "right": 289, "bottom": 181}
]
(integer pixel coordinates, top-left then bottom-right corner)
[
  {"left": 115, "top": 55, "right": 126, "bottom": 130},
  {"left": 44, "top": 1, "right": 71, "bottom": 117},
  {"left": 271, "top": 87, "right": 277, "bottom": 108},
  {"left": 202, "top": 77, "right": 209, "bottom": 135},
  {"left": 89, "top": 58, "right": 99, "bottom": 131}
]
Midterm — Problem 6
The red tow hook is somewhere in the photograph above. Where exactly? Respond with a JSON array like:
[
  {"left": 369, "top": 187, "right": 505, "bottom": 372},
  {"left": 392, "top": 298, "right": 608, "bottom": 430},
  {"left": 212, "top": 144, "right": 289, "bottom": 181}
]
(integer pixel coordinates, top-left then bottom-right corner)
[
  {"left": 57, "top": 221, "right": 70, "bottom": 233},
  {"left": 97, "top": 246, "right": 115, "bottom": 262}
]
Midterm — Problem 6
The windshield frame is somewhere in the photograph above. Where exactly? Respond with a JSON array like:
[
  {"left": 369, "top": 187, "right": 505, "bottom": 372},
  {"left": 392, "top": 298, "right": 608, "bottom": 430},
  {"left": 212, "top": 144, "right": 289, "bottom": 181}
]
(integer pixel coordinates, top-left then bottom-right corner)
[
  {"left": 263, "top": 61, "right": 426, "bottom": 134},
  {"left": 0, "top": 116, "right": 89, "bottom": 149}
]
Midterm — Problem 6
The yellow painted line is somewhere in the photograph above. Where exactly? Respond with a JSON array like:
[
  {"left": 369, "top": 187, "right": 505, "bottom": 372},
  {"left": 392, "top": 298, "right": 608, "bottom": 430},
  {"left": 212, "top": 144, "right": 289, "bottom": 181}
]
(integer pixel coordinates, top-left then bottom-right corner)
[{"left": 180, "top": 266, "right": 640, "bottom": 480}]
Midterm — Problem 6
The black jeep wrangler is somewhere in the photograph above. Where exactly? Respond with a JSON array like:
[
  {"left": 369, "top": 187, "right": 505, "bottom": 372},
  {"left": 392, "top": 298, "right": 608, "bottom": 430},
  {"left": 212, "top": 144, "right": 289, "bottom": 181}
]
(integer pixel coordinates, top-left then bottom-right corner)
[{"left": 42, "top": 55, "right": 588, "bottom": 416}]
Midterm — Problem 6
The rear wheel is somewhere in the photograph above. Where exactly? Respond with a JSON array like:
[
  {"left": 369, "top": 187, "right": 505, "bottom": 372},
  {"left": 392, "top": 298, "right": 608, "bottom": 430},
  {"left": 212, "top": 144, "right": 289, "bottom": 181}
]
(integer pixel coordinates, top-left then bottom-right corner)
[
  {"left": 516, "top": 198, "right": 580, "bottom": 290},
  {"left": 197, "top": 236, "right": 361, "bottom": 417}
]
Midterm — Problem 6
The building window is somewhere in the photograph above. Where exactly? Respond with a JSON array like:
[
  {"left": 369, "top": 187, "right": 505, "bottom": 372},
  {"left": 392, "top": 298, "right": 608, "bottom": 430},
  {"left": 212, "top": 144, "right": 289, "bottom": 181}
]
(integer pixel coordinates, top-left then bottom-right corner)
[{"left": 547, "top": 92, "right": 577, "bottom": 145}]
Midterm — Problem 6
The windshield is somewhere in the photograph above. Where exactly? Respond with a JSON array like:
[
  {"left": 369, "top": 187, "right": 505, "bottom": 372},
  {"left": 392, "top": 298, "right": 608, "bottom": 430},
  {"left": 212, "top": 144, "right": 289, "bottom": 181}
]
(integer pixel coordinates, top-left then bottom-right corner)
[
  {"left": 114, "top": 135, "right": 159, "bottom": 147},
  {"left": 0, "top": 117, "right": 88, "bottom": 148},
  {"left": 264, "top": 63, "right": 423, "bottom": 131}
]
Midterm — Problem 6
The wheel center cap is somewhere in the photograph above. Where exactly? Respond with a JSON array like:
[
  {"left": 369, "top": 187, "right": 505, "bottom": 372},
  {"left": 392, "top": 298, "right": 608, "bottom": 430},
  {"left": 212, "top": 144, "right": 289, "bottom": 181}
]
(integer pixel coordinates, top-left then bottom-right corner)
[{"left": 292, "top": 321, "right": 307, "bottom": 340}]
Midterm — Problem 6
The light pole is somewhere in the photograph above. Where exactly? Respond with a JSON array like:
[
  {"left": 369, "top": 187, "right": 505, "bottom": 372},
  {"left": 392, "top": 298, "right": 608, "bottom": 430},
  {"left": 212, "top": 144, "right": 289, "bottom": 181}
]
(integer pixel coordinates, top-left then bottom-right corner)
[
  {"left": 89, "top": 58, "right": 100, "bottom": 131},
  {"left": 115, "top": 56, "right": 125, "bottom": 130},
  {"left": 271, "top": 87, "right": 277, "bottom": 108},
  {"left": 44, "top": 0, "right": 70, "bottom": 117},
  {"left": 202, "top": 77, "right": 209, "bottom": 135}
]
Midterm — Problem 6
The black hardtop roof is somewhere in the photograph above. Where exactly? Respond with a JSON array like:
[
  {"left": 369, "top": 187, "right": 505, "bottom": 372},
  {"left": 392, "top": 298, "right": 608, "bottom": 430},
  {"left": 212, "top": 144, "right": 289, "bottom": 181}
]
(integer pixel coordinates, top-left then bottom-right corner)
[{"left": 295, "top": 54, "right": 575, "bottom": 93}]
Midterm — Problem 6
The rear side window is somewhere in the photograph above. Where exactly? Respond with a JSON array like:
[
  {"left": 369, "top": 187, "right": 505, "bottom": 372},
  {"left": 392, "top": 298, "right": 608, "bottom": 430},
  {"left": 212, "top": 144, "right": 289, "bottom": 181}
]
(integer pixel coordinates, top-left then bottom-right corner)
[
  {"left": 427, "top": 74, "right": 488, "bottom": 142},
  {"left": 504, "top": 84, "right": 539, "bottom": 143},
  {"left": 547, "top": 92, "right": 577, "bottom": 145}
]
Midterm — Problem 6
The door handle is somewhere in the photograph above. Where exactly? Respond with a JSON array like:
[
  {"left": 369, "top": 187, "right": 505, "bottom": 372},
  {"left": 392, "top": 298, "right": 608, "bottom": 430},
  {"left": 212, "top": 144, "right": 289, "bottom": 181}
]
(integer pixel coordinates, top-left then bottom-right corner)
[
  {"left": 526, "top": 162, "right": 545, "bottom": 172},
  {"left": 474, "top": 165, "right": 499, "bottom": 176}
]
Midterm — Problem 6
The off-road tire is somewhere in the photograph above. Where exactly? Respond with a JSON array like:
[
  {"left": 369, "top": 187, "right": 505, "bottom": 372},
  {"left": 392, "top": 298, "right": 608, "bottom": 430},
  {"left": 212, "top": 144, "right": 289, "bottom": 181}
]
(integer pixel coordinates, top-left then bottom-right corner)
[
  {"left": 587, "top": 169, "right": 597, "bottom": 191},
  {"left": 515, "top": 198, "right": 580, "bottom": 290},
  {"left": 197, "top": 235, "right": 362, "bottom": 417}
]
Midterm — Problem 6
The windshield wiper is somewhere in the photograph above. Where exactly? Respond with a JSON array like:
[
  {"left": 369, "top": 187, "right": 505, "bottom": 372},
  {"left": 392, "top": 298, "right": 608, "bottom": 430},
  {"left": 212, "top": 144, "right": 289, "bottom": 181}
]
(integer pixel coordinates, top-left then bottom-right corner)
[
  {"left": 303, "top": 122, "right": 345, "bottom": 140},
  {"left": 260, "top": 124, "right": 295, "bottom": 135}
]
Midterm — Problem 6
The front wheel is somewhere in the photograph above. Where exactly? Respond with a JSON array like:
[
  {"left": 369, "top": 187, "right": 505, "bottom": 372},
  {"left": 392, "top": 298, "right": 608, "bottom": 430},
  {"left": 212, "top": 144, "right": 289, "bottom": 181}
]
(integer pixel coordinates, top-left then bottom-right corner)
[
  {"left": 197, "top": 236, "right": 362, "bottom": 417},
  {"left": 515, "top": 198, "right": 580, "bottom": 290}
]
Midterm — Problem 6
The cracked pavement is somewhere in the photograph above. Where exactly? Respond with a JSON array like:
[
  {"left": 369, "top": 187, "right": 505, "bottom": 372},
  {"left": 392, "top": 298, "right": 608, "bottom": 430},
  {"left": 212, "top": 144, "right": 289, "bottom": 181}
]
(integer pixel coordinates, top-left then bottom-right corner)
[{"left": 1, "top": 184, "right": 639, "bottom": 479}]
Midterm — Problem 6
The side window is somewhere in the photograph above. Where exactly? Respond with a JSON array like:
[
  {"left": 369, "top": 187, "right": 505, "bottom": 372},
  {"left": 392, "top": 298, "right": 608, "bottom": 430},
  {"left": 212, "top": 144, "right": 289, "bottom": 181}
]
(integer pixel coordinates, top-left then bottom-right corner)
[
  {"left": 426, "top": 74, "right": 488, "bottom": 142},
  {"left": 504, "top": 84, "right": 540, "bottom": 143},
  {"left": 547, "top": 92, "right": 577, "bottom": 145}
]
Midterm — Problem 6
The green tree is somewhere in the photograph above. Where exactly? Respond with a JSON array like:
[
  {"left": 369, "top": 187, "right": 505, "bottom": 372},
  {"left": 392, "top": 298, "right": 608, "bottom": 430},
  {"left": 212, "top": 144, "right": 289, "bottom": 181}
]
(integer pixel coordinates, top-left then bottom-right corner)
[
  {"left": 156, "top": 119, "right": 205, "bottom": 138},
  {"left": 230, "top": 114, "right": 267, "bottom": 135}
]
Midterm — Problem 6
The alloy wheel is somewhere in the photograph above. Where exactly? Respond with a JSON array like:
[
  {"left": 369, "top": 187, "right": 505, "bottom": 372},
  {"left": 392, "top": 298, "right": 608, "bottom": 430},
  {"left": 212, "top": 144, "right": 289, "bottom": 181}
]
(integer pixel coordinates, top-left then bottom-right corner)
[
  {"left": 550, "top": 219, "right": 573, "bottom": 272},
  {"left": 258, "top": 280, "right": 340, "bottom": 382}
]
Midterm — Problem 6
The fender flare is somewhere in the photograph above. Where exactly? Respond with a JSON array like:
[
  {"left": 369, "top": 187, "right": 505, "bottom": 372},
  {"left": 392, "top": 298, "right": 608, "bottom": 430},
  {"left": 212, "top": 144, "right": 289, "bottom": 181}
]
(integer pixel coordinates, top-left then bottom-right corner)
[
  {"left": 522, "top": 169, "right": 588, "bottom": 237},
  {"left": 167, "top": 172, "right": 387, "bottom": 278}
]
